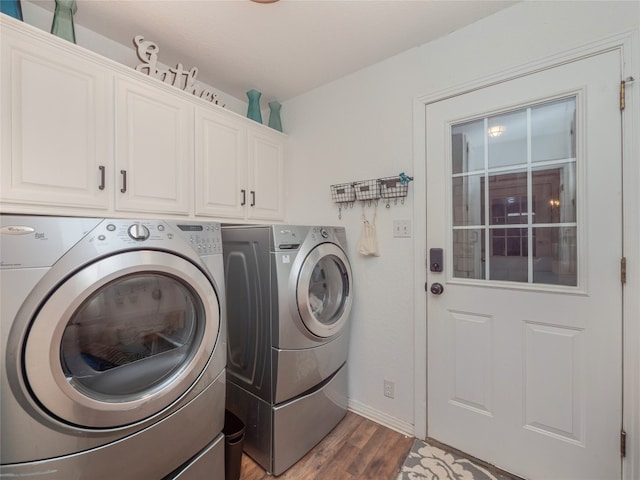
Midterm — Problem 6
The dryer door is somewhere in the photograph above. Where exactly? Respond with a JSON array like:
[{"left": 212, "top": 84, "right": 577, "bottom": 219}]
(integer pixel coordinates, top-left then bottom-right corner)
[
  {"left": 23, "top": 250, "right": 220, "bottom": 429},
  {"left": 296, "top": 243, "right": 353, "bottom": 338}
]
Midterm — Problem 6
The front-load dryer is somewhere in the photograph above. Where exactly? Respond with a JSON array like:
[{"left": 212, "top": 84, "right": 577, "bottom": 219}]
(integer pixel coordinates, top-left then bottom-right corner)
[
  {"left": 222, "top": 224, "right": 353, "bottom": 475},
  {"left": 0, "top": 215, "right": 227, "bottom": 479}
]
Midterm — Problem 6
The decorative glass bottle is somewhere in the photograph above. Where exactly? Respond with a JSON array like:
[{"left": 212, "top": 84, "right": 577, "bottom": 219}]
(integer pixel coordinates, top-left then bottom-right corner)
[
  {"left": 51, "top": 0, "right": 77, "bottom": 44},
  {"left": 0, "top": 0, "right": 23, "bottom": 20},
  {"left": 246, "top": 89, "right": 262, "bottom": 124},
  {"left": 268, "top": 101, "right": 283, "bottom": 132}
]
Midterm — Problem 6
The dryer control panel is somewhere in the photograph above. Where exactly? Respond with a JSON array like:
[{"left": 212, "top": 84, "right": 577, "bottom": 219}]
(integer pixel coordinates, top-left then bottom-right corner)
[{"left": 309, "top": 226, "right": 347, "bottom": 247}]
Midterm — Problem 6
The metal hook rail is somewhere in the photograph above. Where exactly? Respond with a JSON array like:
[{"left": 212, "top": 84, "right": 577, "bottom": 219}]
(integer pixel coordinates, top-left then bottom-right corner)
[{"left": 330, "top": 173, "right": 413, "bottom": 219}]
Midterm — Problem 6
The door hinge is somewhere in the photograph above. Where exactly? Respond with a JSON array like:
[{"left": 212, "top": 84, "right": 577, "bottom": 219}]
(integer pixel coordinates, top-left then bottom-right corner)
[
  {"left": 621, "top": 257, "right": 627, "bottom": 285},
  {"left": 621, "top": 430, "right": 627, "bottom": 457},
  {"left": 621, "top": 76, "right": 637, "bottom": 111}
]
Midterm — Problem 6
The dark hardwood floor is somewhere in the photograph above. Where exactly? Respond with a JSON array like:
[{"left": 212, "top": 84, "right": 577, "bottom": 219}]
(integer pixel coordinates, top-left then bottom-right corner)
[{"left": 239, "top": 411, "right": 413, "bottom": 480}]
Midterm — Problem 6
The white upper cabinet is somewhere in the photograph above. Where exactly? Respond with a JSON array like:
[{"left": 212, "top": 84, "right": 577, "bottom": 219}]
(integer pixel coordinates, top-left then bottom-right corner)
[
  {"left": 196, "top": 108, "right": 285, "bottom": 221},
  {"left": 195, "top": 107, "right": 248, "bottom": 218},
  {"left": 0, "top": 16, "right": 286, "bottom": 221},
  {"left": 247, "top": 128, "right": 285, "bottom": 221},
  {"left": 0, "top": 17, "right": 112, "bottom": 211},
  {"left": 115, "top": 77, "right": 193, "bottom": 215}
]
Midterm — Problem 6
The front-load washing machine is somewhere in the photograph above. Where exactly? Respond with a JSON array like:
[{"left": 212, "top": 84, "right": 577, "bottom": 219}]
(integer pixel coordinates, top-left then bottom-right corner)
[
  {"left": 0, "top": 215, "right": 227, "bottom": 479},
  {"left": 222, "top": 224, "right": 353, "bottom": 475}
]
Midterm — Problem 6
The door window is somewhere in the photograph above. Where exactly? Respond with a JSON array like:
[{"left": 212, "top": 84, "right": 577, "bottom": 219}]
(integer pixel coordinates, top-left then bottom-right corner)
[
  {"left": 60, "top": 273, "right": 204, "bottom": 399},
  {"left": 23, "top": 250, "right": 219, "bottom": 428},
  {"left": 308, "top": 255, "right": 350, "bottom": 326},
  {"left": 451, "top": 97, "right": 577, "bottom": 285},
  {"left": 297, "top": 243, "right": 353, "bottom": 338}
]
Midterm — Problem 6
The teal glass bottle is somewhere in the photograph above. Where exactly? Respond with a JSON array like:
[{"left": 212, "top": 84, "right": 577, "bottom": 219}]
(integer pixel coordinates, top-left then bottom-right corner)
[
  {"left": 0, "top": 0, "right": 23, "bottom": 20},
  {"left": 268, "top": 101, "right": 283, "bottom": 132},
  {"left": 246, "top": 89, "right": 262, "bottom": 124},
  {"left": 51, "top": 0, "right": 77, "bottom": 44}
]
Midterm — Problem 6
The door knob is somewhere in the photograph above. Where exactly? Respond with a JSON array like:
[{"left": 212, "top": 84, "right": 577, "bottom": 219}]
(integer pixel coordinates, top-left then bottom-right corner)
[{"left": 430, "top": 282, "right": 444, "bottom": 295}]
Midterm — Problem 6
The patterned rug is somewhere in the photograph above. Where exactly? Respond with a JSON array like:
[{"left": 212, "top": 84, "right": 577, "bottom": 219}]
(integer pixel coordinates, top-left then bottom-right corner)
[{"left": 397, "top": 439, "right": 510, "bottom": 480}]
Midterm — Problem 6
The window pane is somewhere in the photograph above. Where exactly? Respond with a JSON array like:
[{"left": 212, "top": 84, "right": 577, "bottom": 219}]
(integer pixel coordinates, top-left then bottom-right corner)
[
  {"left": 488, "top": 171, "right": 528, "bottom": 225},
  {"left": 452, "top": 119, "right": 485, "bottom": 174},
  {"left": 533, "top": 227, "right": 577, "bottom": 286},
  {"left": 453, "top": 229, "right": 485, "bottom": 280},
  {"left": 489, "top": 228, "right": 528, "bottom": 282},
  {"left": 531, "top": 98, "right": 576, "bottom": 162},
  {"left": 452, "top": 175, "right": 484, "bottom": 226},
  {"left": 488, "top": 110, "right": 527, "bottom": 168},
  {"left": 532, "top": 164, "right": 576, "bottom": 224},
  {"left": 450, "top": 97, "right": 579, "bottom": 288}
]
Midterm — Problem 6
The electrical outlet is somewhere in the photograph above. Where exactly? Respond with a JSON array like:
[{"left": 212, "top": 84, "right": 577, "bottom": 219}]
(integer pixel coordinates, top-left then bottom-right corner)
[
  {"left": 384, "top": 379, "right": 395, "bottom": 399},
  {"left": 393, "top": 220, "right": 411, "bottom": 238}
]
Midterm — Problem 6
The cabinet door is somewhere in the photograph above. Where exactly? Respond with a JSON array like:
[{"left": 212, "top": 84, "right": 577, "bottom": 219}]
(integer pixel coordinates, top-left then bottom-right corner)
[
  {"left": 115, "top": 77, "right": 193, "bottom": 215},
  {"left": 0, "top": 21, "right": 111, "bottom": 210},
  {"left": 248, "top": 129, "right": 285, "bottom": 221},
  {"left": 195, "top": 108, "right": 248, "bottom": 218}
]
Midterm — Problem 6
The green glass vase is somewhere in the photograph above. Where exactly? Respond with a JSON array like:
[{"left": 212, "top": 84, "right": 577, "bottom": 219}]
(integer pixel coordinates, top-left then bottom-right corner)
[
  {"left": 268, "top": 101, "right": 282, "bottom": 132},
  {"left": 246, "top": 89, "right": 262, "bottom": 124},
  {"left": 0, "top": 0, "right": 23, "bottom": 20},
  {"left": 51, "top": 0, "right": 77, "bottom": 44}
]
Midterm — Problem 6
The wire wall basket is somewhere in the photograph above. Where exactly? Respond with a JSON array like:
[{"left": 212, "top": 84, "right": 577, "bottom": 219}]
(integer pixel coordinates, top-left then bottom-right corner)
[
  {"left": 354, "top": 179, "right": 380, "bottom": 202},
  {"left": 379, "top": 176, "right": 409, "bottom": 205},
  {"left": 330, "top": 173, "right": 413, "bottom": 218},
  {"left": 330, "top": 182, "right": 356, "bottom": 204}
]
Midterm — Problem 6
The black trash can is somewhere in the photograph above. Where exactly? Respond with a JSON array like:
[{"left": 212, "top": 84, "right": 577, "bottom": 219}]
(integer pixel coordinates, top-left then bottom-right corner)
[{"left": 223, "top": 410, "right": 245, "bottom": 480}]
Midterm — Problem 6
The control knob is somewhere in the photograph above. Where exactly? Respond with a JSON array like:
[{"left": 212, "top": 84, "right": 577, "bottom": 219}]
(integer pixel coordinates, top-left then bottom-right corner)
[{"left": 128, "top": 223, "right": 150, "bottom": 241}]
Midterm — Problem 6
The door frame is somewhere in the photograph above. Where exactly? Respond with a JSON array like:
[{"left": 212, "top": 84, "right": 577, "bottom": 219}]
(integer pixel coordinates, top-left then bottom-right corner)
[{"left": 412, "top": 30, "right": 639, "bottom": 480}]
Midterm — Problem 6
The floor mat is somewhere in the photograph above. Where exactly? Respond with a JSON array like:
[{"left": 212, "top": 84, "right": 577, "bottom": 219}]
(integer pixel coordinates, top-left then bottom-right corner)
[{"left": 397, "top": 439, "right": 512, "bottom": 480}]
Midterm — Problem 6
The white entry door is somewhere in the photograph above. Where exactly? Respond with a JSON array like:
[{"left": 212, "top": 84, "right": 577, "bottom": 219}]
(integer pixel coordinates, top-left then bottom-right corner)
[{"left": 426, "top": 50, "right": 622, "bottom": 480}]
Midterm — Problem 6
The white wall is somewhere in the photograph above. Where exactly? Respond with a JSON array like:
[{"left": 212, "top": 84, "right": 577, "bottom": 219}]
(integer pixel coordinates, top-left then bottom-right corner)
[
  {"left": 283, "top": 0, "right": 640, "bottom": 449},
  {"left": 20, "top": 1, "right": 248, "bottom": 115},
  {"left": 14, "top": 0, "right": 639, "bottom": 474}
]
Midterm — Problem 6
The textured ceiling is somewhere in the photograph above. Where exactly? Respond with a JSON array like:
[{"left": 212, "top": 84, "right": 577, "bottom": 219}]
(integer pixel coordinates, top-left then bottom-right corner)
[{"left": 28, "top": 0, "right": 517, "bottom": 104}]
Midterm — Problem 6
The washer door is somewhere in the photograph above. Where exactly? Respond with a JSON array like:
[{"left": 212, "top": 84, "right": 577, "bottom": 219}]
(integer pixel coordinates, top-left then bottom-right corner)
[
  {"left": 24, "top": 251, "right": 219, "bottom": 429},
  {"left": 296, "top": 243, "right": 353, "bottom": 338}
]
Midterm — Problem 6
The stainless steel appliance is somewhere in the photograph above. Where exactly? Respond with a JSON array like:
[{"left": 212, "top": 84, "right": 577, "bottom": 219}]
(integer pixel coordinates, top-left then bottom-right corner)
[
  {"left": 0, "top": 215, "right": 227, "bottom": 479},
  {"left": 222, "top": 224, "right": 353, "bottom": 475}
]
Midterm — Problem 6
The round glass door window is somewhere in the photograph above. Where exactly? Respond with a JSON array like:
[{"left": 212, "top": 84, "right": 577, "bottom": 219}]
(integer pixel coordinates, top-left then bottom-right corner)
[
  {"left": 297, "top": 243, "right": 353, "bottom": 338},
  {"left": 60, "top": 273, "right": 203, "bottom": 398},
  {"left": 23, "top": 250, "right": 219, "bottom": 428},
  {"left": 308, "top": 256, "right": 349, "bottom": 325}
]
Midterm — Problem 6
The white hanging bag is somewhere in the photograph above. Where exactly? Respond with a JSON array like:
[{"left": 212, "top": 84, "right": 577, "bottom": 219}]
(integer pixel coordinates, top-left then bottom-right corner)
[{"left": 358, "top": 204, "right": 380, "bottom": 257}]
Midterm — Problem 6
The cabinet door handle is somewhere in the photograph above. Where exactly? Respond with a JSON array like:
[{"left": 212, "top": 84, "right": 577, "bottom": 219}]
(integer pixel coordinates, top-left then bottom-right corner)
[
  {"left": 120, "top": 170, "right": 127, "bottom": 193},
  {"left": 98, "top": 165, "right": 105, "bottom": 190},
  {"left": 251, "top": 190, "right": 256, "bottom": 207},
  {"left": 241, "top": 189, "right": 246, "bottom": 206}
]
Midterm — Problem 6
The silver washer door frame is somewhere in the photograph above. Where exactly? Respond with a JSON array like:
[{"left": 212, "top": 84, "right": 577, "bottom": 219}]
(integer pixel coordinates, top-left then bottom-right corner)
[
  {"left": 296, "top": 243, "right": 353, "bottom": 339},
  {"left": 23, "top": 250, "right": 220, "bottom": 428}
]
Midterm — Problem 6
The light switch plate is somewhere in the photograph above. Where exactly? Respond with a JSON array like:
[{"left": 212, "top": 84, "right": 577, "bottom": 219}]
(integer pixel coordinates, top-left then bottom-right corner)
[{"left": 393, "top": 220, "right": 411, "bottom": 238}]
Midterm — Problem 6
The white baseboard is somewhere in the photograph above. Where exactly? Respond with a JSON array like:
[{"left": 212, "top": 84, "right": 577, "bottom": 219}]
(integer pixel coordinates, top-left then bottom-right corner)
[{"left": 347, "top": 398, "right": 415, "bottom": 438}]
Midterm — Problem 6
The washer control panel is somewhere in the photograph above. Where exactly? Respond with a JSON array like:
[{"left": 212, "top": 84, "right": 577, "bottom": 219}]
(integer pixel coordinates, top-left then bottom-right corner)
[
  {"left": 92, "top": 220, "right": 223, "bottom": 255},
  {"left": 172, "top": 222, "right": 223, "bottom": 255}
]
